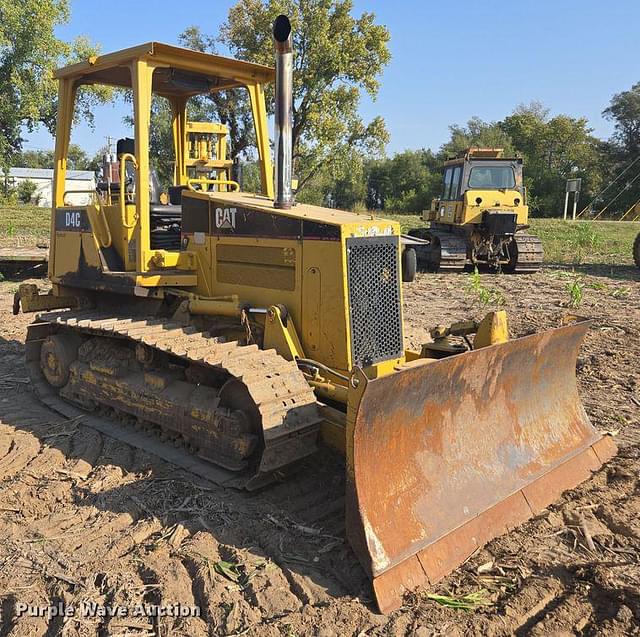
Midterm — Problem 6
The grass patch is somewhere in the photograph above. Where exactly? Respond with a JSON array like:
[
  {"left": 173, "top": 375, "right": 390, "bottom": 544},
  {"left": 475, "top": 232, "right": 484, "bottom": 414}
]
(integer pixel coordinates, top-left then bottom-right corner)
[
  {"left": 377, "top": 213, "right": 423, "bottom": 233},
  {"left": 529, "top": 219, "right": 637, "bottom": 265},
  {"left": 0, "top": 204, "right": 50, "bottom": 247}
]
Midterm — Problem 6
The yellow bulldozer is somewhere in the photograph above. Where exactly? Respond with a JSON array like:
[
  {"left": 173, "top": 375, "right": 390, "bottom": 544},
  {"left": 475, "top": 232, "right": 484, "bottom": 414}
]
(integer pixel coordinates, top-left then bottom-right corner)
[
  {"left": 14, "top": 16, "right": 614, "bottom": 613},
  {"left": 407, "top": 148, "right": 543, "bottom": 272}
]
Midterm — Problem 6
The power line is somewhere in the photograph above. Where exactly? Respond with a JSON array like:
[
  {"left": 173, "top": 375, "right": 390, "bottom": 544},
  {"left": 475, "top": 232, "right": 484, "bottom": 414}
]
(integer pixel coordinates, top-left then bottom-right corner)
[
  {"left": 576, "top": 154, "right": 640, "bottom": 218},
  {"left": 591, "top": 168, "right": 640, "bottom": 220}
]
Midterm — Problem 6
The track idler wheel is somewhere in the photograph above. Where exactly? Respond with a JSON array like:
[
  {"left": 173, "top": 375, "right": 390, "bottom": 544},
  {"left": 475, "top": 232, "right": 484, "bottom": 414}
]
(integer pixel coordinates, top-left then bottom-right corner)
[{"left": 40, "top": 333, "right": 81, "bottom": 388}]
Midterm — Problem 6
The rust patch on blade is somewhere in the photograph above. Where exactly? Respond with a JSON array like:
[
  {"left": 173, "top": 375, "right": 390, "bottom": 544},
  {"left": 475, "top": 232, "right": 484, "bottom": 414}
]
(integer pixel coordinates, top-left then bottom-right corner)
[
  {"left": 521, "top": 447, "right": 600, "bottom": 513},
  {"left": 416, "top": 491, "right": 533, "bottom": 583},
  {"left": 591, "top": 435, "right": 617, "bottom": 464},
  {"left": 368, "top": 443, "right": 615, "bottom": 613},
  {"left": 373, "top": 555, "right": 429, "bottom": 614},
  {"left": 346, "top": 321, "right": 615, "bottom": 601}
]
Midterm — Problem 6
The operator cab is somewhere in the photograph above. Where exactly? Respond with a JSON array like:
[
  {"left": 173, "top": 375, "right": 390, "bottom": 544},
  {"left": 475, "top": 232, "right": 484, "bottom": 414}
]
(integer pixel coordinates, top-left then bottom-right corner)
[{"left": 440, "top": 148, "right": 524, "bottom": 202}]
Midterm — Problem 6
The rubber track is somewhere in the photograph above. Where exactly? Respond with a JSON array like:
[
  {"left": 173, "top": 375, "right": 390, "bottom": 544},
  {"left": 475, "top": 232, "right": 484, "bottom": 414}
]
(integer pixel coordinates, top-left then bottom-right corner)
[
  {"left": 512, "top": 233, "right": 544, "bottom": 273},
  {"left": 26, "top": 310, "right": 321, "bottom": 487}
]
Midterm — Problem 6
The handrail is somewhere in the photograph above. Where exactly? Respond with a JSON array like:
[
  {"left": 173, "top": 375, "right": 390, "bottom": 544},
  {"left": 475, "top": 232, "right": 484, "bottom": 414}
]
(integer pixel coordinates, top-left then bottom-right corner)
[
  {"left": 92, "top": 195, "right": 113, "bottom": 248},
  {"left": 120, "top": 153, "right": 138, "bottom": 229},
  {"left": 62, "top": 189, "right": 112, "bottom": 248},
  {"left": 187, "top": 177, "right": 240, "bottom": 192}
]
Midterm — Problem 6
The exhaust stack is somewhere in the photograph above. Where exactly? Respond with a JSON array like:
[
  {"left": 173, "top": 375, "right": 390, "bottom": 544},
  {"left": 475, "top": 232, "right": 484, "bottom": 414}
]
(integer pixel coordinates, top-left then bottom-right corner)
[{"left": 273, "top": 15, "right": 293, "bottom": 209}]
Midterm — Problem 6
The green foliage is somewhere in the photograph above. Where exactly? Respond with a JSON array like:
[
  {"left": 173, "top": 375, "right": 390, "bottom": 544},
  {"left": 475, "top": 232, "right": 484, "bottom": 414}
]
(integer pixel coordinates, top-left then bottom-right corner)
[
  {"left": 566, "top": 278, "right": 584, "bottom": 308},
  {"left": 570, "top": 223, "right": 602, "bottom": 263},
  {"left": 366, "top": 149, "right": 441, "bottom": 212},
  {"left": 16, "top": 144, "right": 90, "bottom": 170},
  {"left": 529, "top": 219, "right": 637, "bottom": 265},
  {"left": 441, "top": 116, "right": 515, "bottom": 157},
  {"left": 217, "top": 0, "right": 391, "bottom": 189},
  {"left": 0, "top": 0, "right": 109, "bottom": 167},
  {"left": 328, "top": 157, "right": 367, "bottom": 209},
  {"left": 0, "top": 178, "right": 17, "bottom": 205},
  {"left": 208, "top": 557, "right": 271, "bottom": 590},
  {"left": 16, "top": 180, "right": 37, "bottom": 204},
  {"left": 501, "top": 103, "right": 605, "bottom": 217},
  {"left": 146, "top": 97, "right": 175, "bottom": 188},
  {"left": 602, "top": 83, "right": 640, "bottom": 214},
  {"left": 16, "top": 149, "right": 54, "bottom": 169},
  {"left": 604, "top": 82, "right": 640, "bottom": 157},
  {"left": 238, "top": 160, "right": 263, "bottom": 194},
  {"left": 466, "top": 267, "right": 505, "bottom": 309}
]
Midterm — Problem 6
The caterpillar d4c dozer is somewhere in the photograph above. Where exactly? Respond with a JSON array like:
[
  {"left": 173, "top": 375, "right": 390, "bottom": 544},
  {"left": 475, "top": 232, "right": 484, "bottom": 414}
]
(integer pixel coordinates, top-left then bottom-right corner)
[
  {"left": 406, "top": 148, "right": 543, "bottom": 272},
  {"left": 15, "top": 16, "right": 615, "bottom": 613}
]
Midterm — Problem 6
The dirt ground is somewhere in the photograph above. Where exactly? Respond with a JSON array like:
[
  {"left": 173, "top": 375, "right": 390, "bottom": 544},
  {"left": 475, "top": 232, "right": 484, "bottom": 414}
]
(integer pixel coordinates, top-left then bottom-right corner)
[{"left": 0, "top": 262, "right": 638, "bottom": 637}]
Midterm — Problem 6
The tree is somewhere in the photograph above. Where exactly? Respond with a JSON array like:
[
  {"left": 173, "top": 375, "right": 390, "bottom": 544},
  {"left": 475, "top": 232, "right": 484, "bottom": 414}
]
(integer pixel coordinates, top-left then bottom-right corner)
[
  {"left": 16, "top": 179, "right": 38, "bottom": 204},
  {"left": 602, "top": 84, "right": 640, "bottom": 215},
  {"left": 0, "top": 0, "right": 109, "bottom": 168},
  {"left": 212, "top": 0, "right": 390, "bottom": 192},
  {"left": 17, "top": 144, "right": 90, "bottom": 170},
  {"left": 17, "top": 150, "right": 55, "bottom": 169},
  {"left": 178, "top": 27, "right": 258, "bottom": 161},
  {"left": 365, "top": 150, "right": 441, "bottom": 213},
  {"left": 502, "top": 103, "right": 605, "bottom": 216},
  {"left": 67, "top": 144, "right": 91, "bottom": 170},
  {"left": 440, "top": 117, "right": 515, "bottom": 157},
  {"left": 603, "top": 82, "right": 640, "bottom": 157}
]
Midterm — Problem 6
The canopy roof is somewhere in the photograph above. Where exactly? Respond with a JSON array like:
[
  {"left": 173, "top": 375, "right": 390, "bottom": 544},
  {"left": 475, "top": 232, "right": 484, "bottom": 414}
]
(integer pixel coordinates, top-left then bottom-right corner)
[{"left": 55, "top": 42, "right": 275, "bottom": 97}]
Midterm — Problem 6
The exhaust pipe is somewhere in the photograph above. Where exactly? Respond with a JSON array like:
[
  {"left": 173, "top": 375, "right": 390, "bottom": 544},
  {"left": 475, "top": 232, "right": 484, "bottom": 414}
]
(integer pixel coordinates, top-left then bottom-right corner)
[{"left": 273, "top": 15, "right": 293, "bottom": 209}]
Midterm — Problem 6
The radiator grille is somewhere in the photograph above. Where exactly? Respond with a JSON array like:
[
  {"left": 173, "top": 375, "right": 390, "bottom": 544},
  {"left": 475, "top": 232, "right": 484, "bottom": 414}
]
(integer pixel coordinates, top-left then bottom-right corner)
[{"left": 346, "top": 236, "right": 403, "bottom": 367}]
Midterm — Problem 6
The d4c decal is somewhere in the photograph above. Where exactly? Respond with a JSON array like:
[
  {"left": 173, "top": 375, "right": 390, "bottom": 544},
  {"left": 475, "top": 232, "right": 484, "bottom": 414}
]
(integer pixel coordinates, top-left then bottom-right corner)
[
  {"left": 214, "top": 207, "right": 237, "bottom": 230},
  {"left": 54, "top": 209, "right": 91, "bottom": 232}
]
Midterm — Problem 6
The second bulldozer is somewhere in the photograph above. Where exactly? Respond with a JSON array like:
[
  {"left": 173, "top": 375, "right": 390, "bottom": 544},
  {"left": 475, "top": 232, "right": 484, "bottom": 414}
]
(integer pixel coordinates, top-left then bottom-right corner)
[
  {"left": 408, "top": 148, "right": 543, "bottom": 272},
  {"left": 15, "top": 17, "right": 614, "bottom": 613}
]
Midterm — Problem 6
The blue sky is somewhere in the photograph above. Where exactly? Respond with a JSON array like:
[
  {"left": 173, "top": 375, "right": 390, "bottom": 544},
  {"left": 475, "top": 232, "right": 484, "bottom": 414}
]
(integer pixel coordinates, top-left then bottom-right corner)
[{"left": 24, "top": 0, "right": 640, "bottom": 156}]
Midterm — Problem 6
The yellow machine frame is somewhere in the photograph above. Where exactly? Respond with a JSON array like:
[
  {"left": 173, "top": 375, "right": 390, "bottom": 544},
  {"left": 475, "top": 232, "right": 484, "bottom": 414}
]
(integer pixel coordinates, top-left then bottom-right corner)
[
  {"left": 52, "top": 42, "right": 274, "bottom": 281},
  {"left": 184, "top": 121, "right": 232, "bottom": 183}
]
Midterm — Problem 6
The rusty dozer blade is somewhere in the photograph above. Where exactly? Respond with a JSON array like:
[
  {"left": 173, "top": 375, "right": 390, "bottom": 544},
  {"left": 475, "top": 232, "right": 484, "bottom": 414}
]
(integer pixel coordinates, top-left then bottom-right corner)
[{"left": 345, "top": 321, "right": 616, "bottom": 614}]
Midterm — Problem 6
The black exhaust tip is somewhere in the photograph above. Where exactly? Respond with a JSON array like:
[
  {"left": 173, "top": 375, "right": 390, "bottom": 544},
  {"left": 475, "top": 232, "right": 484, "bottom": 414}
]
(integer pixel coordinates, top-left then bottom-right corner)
[{"left": 273, "top": 15, "right": 291, "bottom": 44}]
